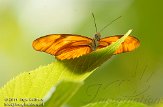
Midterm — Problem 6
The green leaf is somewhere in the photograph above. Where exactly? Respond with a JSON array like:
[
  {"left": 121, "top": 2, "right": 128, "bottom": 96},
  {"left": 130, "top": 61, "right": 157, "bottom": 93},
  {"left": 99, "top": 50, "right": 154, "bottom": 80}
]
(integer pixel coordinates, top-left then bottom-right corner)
[
  {"left": 44, "top": 81, "right": 82, "bottom": 107},
  {"left": 0, "top": 30, "right": 132, "bottom": 107},
  {"left": 82, "top": 100, "right": 148, "bottom": 107}
]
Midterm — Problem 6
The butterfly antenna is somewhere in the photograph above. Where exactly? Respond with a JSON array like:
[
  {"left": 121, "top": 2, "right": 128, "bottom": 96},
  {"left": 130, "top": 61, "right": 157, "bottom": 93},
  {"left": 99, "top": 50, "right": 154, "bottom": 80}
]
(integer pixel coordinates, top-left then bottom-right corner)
[
  {"left": 99, "top": 16, "right": 122, "bottom": 32},
  {"left": 92, "top": 13, "right": 98, "bottom": 33}
]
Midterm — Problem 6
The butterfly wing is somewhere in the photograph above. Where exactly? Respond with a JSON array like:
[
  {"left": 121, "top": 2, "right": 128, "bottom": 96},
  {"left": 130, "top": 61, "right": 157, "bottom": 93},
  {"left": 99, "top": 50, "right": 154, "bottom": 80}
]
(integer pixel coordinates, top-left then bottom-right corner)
[
  {"left": 98, "top": 35, "right": 140, "bottom": 54},
  {"left": 32, "top": 34, "right": 93, "bottom": 60}
]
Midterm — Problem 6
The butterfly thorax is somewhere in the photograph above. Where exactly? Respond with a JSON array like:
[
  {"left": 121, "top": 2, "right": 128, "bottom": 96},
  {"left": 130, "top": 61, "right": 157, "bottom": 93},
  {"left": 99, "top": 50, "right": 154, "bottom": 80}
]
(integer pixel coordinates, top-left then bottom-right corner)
[{"left": 91, "top": 33, "right": 101, "bottom": 50}]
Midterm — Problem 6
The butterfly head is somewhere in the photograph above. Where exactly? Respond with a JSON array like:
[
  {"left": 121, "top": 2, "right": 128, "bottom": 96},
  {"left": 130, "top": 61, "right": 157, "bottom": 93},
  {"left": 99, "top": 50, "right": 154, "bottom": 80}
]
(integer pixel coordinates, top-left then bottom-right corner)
[{"left": 94, "top": 32, "right": 101, "bottom": 41}]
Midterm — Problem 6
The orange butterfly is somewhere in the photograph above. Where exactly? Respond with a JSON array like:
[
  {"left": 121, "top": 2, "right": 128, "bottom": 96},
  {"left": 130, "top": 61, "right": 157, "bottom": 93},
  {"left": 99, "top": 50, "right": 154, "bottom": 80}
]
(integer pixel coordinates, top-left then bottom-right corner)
[
  {"left": 32, "top": 33, "right": 140, "bottom": 60},
  {"left": 33, "top": 14, "right": 140, "bottom": 60}
]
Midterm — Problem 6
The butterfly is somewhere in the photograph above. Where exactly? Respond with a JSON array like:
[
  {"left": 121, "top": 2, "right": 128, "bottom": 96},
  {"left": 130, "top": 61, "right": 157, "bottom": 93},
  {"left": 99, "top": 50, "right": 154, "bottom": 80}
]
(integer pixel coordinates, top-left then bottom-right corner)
[{"left": 32, "top": 33, "right": 140, "bottom": 60}]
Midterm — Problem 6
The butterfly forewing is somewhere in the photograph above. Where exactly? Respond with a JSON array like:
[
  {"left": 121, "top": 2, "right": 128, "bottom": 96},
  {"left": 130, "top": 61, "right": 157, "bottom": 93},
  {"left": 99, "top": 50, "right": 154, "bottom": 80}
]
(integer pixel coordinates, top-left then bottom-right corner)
[{"left": 98, "top": 35, "right": 140, "bottom": 54}]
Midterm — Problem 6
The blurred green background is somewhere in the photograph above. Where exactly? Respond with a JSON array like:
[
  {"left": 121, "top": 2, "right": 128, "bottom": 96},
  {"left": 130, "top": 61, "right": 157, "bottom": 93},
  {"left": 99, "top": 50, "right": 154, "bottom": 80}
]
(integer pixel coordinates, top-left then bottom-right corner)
[{"left": 0, "top": 0, "right": 163, "bottom": 106}]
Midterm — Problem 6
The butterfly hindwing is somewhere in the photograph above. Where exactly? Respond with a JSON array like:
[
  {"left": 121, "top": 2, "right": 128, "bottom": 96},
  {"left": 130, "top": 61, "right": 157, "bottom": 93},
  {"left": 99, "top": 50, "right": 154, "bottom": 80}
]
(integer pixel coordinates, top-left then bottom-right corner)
[
  {"left": 56, "top": 45, "right": 92, "bottom": 60},
  {"left": 98, "top": 35, "right": 140, "bottom": 54},
  {"left": 32, "top": 34, "right": 93, "bottom": 60}
]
